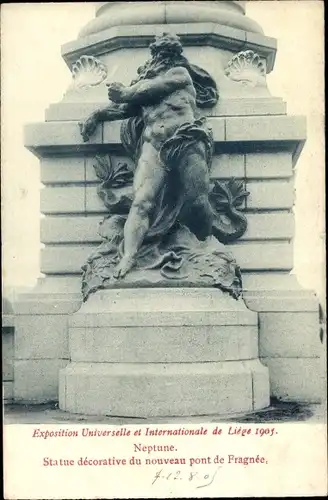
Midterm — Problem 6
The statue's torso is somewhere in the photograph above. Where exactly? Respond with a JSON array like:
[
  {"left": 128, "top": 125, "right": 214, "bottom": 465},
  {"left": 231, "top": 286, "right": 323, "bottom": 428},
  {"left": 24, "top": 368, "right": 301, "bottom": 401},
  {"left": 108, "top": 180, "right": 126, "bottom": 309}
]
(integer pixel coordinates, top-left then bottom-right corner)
[{"left": 141, "top": 80, "right": 197, "bottom": 149}]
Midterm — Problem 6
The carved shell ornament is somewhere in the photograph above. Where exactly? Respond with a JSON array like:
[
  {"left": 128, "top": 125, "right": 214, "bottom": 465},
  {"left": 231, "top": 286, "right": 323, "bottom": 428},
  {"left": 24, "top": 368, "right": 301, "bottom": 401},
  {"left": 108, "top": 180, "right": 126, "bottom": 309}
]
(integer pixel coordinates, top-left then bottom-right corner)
[
  {"left": 71, "top": 55, "right": 108, "bottom": 89},
  {"left": 225, "top": 50, "right": 266, "bottom": 87},
  {"left": 93, "top": 154, "right": 133, "bottom": 213}
]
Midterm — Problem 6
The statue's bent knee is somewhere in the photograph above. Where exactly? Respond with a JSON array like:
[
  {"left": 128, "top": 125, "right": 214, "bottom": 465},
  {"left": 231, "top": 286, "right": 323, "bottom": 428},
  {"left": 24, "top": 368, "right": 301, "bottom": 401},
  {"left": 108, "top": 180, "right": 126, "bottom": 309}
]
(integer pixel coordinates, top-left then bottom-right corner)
[{"left": 132, "top": 197, "right": 154, "bottom": 218}]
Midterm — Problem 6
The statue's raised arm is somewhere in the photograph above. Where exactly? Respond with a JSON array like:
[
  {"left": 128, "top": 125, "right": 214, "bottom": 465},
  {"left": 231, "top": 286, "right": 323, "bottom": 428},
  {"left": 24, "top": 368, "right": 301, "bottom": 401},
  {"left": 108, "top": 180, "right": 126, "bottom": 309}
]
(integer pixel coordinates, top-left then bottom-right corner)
[{"left": 106, "top": 66, "right": 193, "bottom": 106}]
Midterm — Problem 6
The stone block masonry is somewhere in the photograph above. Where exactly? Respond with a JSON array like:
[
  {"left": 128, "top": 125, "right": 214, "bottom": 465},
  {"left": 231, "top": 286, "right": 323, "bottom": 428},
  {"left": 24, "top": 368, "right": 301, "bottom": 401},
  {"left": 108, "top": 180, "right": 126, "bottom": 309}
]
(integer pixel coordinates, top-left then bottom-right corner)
[
  {"left": 37, "top": 145, "right": 297, "bottom": 279},
  {"left": 2, "top": 314, "right": 15, "bottom": 403},
  {"left": 12, "top": 294, "right": 81, "bottom": 403}
]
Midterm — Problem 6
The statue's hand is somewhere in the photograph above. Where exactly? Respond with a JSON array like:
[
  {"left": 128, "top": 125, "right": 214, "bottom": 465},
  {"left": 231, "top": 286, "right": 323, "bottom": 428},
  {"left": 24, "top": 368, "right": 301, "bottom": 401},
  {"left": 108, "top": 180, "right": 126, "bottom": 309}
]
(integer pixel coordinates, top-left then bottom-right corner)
[
  {"left": 107, "top": 82, "right": 127, "bottom": 103},
  {"left": 79, "top": 113, "right": 99, "bottom": 142}
]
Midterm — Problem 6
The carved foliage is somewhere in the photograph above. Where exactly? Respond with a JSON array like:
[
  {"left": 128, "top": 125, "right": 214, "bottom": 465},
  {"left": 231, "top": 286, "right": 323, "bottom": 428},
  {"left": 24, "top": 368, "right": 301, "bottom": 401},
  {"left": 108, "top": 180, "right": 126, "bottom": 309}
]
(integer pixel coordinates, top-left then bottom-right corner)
[
  {"left": 225, "top": 50, "right": 266, "bottom": 87},
  {"left": 71, "top": 55, "right": 108, "bottom": 89},
  {"left": 210, "top": 178, "right": 249, "bottom": 244},
  {"left": 93, "top": 154, "right": 133, "bottom": 214}
]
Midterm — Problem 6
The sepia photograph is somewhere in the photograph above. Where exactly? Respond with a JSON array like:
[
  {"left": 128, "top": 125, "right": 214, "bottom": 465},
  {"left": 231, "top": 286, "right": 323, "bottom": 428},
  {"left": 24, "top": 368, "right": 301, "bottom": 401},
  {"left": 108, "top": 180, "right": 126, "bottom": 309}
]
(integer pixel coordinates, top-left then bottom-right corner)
[{"left": 2, "top": 1, "right": 326, "bottom": 498}]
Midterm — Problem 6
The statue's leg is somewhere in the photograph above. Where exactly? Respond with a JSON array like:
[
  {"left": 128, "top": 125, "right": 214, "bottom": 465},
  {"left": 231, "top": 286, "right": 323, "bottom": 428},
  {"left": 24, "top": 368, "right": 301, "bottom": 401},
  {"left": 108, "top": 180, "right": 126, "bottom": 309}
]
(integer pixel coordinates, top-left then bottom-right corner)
[
  {"left": 178, "top": 142, "right": 213, "bottom": 241},
  {"left": 114, "top": 142, "right": 166, "bottom": 278}
]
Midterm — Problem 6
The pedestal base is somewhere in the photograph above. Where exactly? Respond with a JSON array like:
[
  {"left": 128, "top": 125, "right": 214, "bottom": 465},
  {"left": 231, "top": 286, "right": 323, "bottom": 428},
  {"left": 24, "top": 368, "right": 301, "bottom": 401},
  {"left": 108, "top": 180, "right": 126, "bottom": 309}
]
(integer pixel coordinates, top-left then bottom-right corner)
[
  {"left": 59, "top": 288, "right": 270, "bottom": 417},
  {"left": 60, "top": 359, "right": 269, "bottom": 418}
]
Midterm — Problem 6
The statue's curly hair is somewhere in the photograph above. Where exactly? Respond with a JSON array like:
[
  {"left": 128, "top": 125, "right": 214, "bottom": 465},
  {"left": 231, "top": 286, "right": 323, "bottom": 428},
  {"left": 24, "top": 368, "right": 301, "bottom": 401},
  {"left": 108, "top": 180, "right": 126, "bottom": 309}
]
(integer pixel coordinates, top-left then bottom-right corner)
[
  {"left": 129, "top": 32, "right": 218, "bottom": 108},
  {"left": 149, "top": 32, "right": 183, "bottom": 57},
  {"left": 132, "top": 33, "right": 186, "bottom": 84}
]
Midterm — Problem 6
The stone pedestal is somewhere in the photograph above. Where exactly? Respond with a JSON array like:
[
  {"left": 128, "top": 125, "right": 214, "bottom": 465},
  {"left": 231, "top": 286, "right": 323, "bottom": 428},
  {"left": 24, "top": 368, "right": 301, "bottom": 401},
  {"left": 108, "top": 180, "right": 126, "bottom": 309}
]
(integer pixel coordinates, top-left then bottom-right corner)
[{"left": 59, "top": 288, "right": 269, "bottom": 416}]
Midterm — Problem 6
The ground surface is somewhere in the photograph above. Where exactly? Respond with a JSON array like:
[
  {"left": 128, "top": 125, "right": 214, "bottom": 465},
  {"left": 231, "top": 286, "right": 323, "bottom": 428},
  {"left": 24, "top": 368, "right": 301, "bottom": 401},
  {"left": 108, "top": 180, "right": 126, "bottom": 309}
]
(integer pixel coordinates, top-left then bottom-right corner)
[{"left": 4, "top": 399, "right": 326, "bottom": 425}]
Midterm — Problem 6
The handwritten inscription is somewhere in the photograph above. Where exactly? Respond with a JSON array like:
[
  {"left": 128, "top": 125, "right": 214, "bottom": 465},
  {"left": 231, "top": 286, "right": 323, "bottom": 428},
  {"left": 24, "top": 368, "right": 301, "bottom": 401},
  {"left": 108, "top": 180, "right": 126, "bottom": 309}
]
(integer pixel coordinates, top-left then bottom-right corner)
[{"left": 152, "top": 467, "right": 221, "bottom": 489}]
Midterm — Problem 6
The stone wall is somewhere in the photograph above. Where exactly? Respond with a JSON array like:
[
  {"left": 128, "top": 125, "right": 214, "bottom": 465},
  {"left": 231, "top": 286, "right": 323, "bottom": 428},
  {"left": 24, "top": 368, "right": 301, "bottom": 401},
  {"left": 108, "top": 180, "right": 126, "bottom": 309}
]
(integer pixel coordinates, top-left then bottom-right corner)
[
  {"left": 26, "top": 109, "right": 304, "bottom": 277},
  {"left": 2, "top": 312, "right": 15, "bottom": 403}
]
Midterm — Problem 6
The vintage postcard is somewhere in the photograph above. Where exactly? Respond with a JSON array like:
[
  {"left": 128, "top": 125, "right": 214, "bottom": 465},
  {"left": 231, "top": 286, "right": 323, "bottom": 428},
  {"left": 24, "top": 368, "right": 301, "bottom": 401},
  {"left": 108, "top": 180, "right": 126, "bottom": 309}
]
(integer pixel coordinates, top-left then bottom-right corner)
[{"left": 2, "top": 1, "right": 326, "bottom": 498}]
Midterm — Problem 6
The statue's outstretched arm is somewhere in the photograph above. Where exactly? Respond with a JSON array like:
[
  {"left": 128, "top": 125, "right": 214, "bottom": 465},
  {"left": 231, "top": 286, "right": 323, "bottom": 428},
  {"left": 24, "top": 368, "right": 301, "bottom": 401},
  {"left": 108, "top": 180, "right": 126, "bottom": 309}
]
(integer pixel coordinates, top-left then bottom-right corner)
[
  {"left": 107, "top": 67, "right": 192, "bottom": 106},
  {"left": 79, "top": 102, "right": 138, "bottom": 142}
]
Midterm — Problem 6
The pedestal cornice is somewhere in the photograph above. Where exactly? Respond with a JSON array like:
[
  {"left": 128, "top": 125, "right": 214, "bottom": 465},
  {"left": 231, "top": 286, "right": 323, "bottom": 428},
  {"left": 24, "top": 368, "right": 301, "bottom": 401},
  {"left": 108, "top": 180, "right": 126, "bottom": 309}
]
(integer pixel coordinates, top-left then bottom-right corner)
[
  {"left": 62, "top": 22, "right": 277, "bottom": 74},
  {"left": 24, "top": 115, "right": 306, "bottom": 165}
]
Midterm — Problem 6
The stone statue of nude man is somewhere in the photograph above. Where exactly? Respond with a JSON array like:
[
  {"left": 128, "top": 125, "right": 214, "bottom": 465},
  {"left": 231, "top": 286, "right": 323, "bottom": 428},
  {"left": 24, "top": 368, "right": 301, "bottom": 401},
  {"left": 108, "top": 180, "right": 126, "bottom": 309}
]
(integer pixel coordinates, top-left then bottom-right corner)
[{"left": 80, "top": 33, "right": 219, "bottom": 278}]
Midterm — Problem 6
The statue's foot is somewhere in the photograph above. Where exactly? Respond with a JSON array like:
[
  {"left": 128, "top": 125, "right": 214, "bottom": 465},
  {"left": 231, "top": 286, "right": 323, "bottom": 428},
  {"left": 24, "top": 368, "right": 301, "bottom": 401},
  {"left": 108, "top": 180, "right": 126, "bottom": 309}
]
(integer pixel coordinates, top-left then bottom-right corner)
[{"left": 113, "top": 255, "right": 135, "bottom": 279}]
